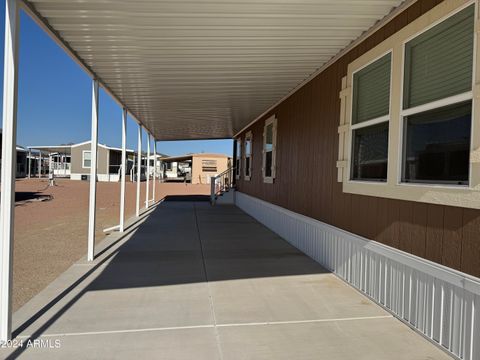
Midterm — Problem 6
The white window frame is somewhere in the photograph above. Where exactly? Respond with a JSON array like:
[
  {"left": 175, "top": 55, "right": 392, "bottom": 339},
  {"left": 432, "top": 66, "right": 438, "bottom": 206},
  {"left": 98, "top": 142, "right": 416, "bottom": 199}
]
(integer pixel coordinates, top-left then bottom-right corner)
[
  {"left": 235, "top": 138, "right": 242, "bottom": 180},
  {"left": 348, "top": 50, "right": 393, "bottom": 183},
  {"left": 262, "top": 115, "right": 277, "bottom": 184},
  {"left": 244, "top": 131, "right": 253, "bottom": 181},
  {"left": 82, "top": 150, "right": 92, "bottom": 169},
  {"left": 340, "top": 0, "right": 480, "bottom": 209}
]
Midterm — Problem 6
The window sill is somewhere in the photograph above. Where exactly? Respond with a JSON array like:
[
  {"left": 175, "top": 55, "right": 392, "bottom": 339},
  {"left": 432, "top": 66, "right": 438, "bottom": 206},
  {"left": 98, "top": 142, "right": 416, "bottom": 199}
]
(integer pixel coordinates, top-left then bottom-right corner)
[
  {"left": 348, "top": 179, "right": 388, "bottom": 186},
  {"left": 244, "top": 176, "right": 251, "bottom": 181},
  {"left": 263, "top": 177, "right": 274, "bottom": 184},
  {"left": 398, "top": 182, "right": 469, "bottom": 190}
]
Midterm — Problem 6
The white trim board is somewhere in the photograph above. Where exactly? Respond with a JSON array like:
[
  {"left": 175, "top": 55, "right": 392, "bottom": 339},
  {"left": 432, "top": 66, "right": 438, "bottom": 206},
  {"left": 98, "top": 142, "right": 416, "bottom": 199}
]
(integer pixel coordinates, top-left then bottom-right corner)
[
  {"left": 70, "top": 173, "right": 118, "bottom": 182},
  {"left": 235, "top": 191, "right": 480, "bottom": 360}
]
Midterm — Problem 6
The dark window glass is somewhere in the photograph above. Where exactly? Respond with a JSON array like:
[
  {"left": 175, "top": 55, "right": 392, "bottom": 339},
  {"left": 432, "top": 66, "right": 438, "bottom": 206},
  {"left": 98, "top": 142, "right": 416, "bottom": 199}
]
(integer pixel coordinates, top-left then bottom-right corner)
[
  {"left": 245, "top": 157, "right": 250, "bottom": 177},
  {"left": 265, "top": 152, "right": 273, "bottom": 178},
  {"left": 351, "top": 122, "right": 389, "bottom": 181},
  {"left": 236, "top": 141, "right": 241, "bottom": 176},
  {"left": 403, "top": 102, "right": 471, "bottom": 185}
]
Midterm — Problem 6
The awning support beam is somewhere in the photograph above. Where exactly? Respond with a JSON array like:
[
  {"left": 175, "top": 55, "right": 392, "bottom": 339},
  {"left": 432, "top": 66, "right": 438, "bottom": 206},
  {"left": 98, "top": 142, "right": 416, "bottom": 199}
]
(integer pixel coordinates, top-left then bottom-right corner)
[
  {"left": 87, "top": 79, "right": 99, "bottom": 262},
  {"left": 136, "top": 124, "right": 142, "bottom": 217},
  {"left": 119, "top": 107, "right": 127, "bottom": 232},
  {"left": 152, "top": 139, "right": 157, "bottom": 203},
  {"left": 145, "top": 133, "right": 150, "bottom": 209},
  {"left": 38, "top": 151, "right": 41, "bottom": 178},
  {"left": 28, "top": 150, "right": 31, "bottom": 178},
  {"left": 0, "top": 0, "right": 19, "bottom": 343}
]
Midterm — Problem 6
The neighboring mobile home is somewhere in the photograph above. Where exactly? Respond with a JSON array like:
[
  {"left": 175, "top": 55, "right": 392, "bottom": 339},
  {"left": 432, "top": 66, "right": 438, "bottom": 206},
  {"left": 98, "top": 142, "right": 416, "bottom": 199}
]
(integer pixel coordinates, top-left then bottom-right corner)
[
  {"left": 29, "top": 141, "right": 136, "bottom": 182},
  {"left": 161, "top": 153, "right": 230, "bottom": 184},
  {"left": 70, "top": 141, "right": 135, "bottom": 181}
]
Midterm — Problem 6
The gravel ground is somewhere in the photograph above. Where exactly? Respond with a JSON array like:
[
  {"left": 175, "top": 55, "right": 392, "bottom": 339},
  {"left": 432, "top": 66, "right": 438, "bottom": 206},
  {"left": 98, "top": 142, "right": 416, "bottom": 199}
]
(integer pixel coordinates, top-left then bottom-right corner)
[{"left": 12, "top": 178, "right": 210, "bottom": 310}]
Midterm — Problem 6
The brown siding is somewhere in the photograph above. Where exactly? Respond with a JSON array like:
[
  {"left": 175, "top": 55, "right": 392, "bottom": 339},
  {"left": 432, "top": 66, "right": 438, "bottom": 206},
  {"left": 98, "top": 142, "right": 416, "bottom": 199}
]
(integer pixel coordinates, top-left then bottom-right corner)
[{"left": 236, "top": 0, "right": 480, "bottom": 278}]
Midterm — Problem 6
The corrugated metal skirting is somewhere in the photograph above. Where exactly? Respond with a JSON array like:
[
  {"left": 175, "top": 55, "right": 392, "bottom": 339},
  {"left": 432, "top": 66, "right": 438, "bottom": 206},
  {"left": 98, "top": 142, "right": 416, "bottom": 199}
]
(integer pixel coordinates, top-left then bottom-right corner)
[{"left": 236, "top": 192, "right": 480, "bottom": 360}]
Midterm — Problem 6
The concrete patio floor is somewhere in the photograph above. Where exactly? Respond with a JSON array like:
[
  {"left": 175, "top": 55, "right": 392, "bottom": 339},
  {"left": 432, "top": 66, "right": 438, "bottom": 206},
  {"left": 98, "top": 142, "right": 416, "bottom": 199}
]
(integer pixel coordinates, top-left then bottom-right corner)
[{"left": 2, "top": 201, "right": 452, "bottom": 359}]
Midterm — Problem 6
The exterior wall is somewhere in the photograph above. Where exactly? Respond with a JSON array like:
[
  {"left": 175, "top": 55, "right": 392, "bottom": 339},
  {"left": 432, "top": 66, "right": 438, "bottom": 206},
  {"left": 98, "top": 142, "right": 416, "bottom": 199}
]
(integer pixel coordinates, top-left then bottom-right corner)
[
  {"left": 191, "top": 155, "right": 229, "bottom": 184},
  {"left": 70, "top": 143, "right": 109, "bottom": 176},
  {"left": 235, "top": 0, "right": 480, "bottom": 278}
]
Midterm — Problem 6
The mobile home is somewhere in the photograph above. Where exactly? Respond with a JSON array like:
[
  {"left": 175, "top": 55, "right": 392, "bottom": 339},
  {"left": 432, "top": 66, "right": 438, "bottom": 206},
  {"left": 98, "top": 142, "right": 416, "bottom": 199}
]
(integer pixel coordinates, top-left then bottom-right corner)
[
  {"left": 70, "top": 141, "right": 135, "bottom": 182},
  {"left": 29, "top": 141, "right": 135, "bottom": 182}
]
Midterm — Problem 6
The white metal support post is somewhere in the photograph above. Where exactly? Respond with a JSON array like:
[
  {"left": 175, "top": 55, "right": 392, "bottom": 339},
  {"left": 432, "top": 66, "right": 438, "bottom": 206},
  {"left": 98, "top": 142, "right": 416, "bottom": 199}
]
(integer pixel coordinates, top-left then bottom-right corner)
[
  {"left": 145, "top": 134, "right": 150, "bottom": 209},
  {"left": 0, "top": 0, "right": 19, "bottom": 343},
  {"left": 27, "top": 150, "right": 31, "bottom": 178},
  {"left": 38, "top": 151, "right": 41, "bottom": 178},
  {"left": 136, "top": 124, "right": 142, "bottom": 217},
  {"left": 87, "top": 79, "right": 99, "bottom": 262},
  {"left": 119, "top": 108, "right": 127, "bottom": 232},
  {"left": 152, "top": 139, "right": 157, "bottom": 203}
]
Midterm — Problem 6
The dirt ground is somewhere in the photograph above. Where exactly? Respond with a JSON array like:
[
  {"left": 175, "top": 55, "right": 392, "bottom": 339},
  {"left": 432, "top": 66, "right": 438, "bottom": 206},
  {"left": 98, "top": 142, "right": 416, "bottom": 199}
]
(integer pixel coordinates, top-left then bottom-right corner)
[{"left": 12, "top": 178, "right": 210, "bottom": 310}]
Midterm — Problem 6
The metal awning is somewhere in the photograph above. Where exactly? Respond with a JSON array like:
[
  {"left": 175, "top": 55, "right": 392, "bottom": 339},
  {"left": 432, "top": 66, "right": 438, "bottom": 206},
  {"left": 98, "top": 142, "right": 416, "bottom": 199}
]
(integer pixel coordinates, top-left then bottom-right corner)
[
  {"left": 27, "top": 145, "right": 72, "bottom": 154},
  {"left": 22, "top": 0, "right": 407, "bottom": 140}
]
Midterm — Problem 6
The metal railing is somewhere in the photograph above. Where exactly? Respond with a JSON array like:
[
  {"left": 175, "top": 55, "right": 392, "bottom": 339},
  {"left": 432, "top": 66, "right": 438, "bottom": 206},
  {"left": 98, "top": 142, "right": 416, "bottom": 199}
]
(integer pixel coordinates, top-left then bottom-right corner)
[
  {"left": 51, "top": 162, "right": 71, "bottom": 170},
  {"left": 130, "top": 165, "right": 147, "bottom": 182},
  {"left": 210, "top": 167, "right": 235, "bottom": 205}
]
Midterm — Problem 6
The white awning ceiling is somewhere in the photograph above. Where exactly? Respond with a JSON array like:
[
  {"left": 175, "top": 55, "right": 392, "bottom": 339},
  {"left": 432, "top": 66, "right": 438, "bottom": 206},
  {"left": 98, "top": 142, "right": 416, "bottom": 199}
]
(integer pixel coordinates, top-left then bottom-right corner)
[{"left": 23, "top": 0, "right": 406, "bottom": 140}]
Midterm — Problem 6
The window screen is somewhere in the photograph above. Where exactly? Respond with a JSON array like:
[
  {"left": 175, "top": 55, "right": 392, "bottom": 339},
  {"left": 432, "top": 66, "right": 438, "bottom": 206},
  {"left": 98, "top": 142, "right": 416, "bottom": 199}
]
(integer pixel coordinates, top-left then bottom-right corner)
[
  {"left": 402, "top": 101, "right": 471, "bottom": 185},
  {"left": 352, "top": 53, "right": 391, "bottom": 124},
  {"left": 403, "top": 5, "right": 474, "bottom": 109},
  {"left": 351, "top": 122, "right": 389, "bottom": 181}
]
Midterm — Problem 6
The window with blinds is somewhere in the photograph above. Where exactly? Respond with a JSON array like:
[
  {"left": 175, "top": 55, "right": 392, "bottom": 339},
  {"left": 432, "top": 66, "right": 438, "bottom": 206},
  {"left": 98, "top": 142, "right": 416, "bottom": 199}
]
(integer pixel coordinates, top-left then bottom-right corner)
[
  {"left": 350, "top": 53, "right": 391, "bottom": 181},
  {"left": 352, "top": 53, "right": 391, "bottom": 124},
  {"left": 401, "top": 5, "right": 474, "bottom": 185},
  {"left": 403, "top": 5, "right": 474, "bottom": 109}
]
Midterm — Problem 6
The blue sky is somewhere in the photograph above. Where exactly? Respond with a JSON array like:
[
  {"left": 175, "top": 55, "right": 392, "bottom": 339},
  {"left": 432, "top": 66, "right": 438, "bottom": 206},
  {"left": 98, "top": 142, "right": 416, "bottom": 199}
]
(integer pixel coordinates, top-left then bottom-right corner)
[{"left": 0, "top": 6, "right": 232, "bottom": 156}]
